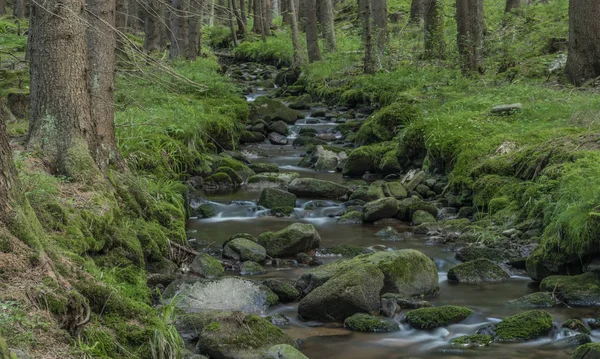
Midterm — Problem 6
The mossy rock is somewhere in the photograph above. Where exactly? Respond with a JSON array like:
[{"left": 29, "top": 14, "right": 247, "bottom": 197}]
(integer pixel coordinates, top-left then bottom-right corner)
[
  {"left": 249, "top": 162, "right": 280, "bottom": 174},
  {"left": 412, "top": 210, "right": 436, "bottom": 225},
  {"left": 337, "top": 210, "right": 364, "bottom": 224},
  {"left": 250, "top": 97, "right": 302, "bottom": 124},
  {"left": 447, "top": 259, "right": 510, "bottom": 284},
  {"left": 258, "top": 188, "right": 297, "bottom": 209},
  {"left": 217, "top": 158, "right": 256, "bottom": 181},
  {"left": 341, "top": 89, "right": 369, "bottom": 108},
  {"left": 405, "top": 306, "right": 473, "bottom": 330},
  {"left": 540, "top": 272, "right": 600, "bottom": 306},
  {"left": 494, "top": 310, "right": 553, "bottom": 342},
  {"left": 270, "top": 206, "right": 295, "bottom": 217},
  {"left": 349, "top": 184, "right": 384, "bottom": 202},
  {"left": 456, "top": 246, "right": 510, "bottom": 263},
  {"left": 268, "top": 120, "right": 290, "bottom": 136},
  {"left": 258, "top": 223, "right": 321, "bottom": 258},
  {"left": 384, "top": 182, "right": 408, "bottom": 200},
  {"left": 241, "top": 261, "right": 266, "bottom": 275},
  {"left": 292, "top": 136, "right": 327, "bottom": 147},
  {"left": 205, "top": 172, "right": 234, "bottom": 188},
  {"left": 573, "top": 343, "right": 600, "bottom": 359},
  {"left": 342, "top": 142, "right": 396, "bottom": 177},
  {"left": 224, "top": 238, "right": 267, "bottom": 263},
  {"left": 262, "top": 344, "right": 308, "bottom": 359},
  {"left": 223, "top": 233, "right": 257, "bottom": 248},
  {"left": 450, "top": 334, "right": 493, "bottom": 348},
  {"left": 261, "top": 279, "right": 300, "bottom": 303},
  {"left": 177, "top": 311, "right": 297, "bottom": 359},
  {"left": 190, "top": 253, "right": 225, "bottom": 278},
  {"left": 327, "top": 244, "right": 365, "bottom": 258},
  {"left": 247, "top": 172, "right": 301, "bottom": 189},
  {"left": 563, "top": 319, "right": 591, "bottom": 334},
  {"left": 193, "top": 203, "right": 217, "bottom": 218},
  {"left": 507, "top": 292, "right": 560, "bottom": 308},
  {"left": 287, "top": 178, "right": 350, "bottom": 199},
  {"left": 355, "top": 101, "right": 421, "bottom": 145},
  {"left": 297, "top": 263, "right": 384, "bottom": 322},
  {"left": 217, "top": 166, "right": 244, "bottom": 184},
  {"left": 241, "top": 130, "right": 267, "bottom": 144},
  {"left": 344, "top": 313, "right": 400, "bottom": 332},
  {"left": 363, "top": 197, "right": 399, "bottom": 223}
]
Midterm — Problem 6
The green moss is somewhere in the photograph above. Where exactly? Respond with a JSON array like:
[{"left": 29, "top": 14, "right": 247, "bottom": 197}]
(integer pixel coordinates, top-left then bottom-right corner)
[
  {"left": 563, "top": 319, "right": 590, "bottom": 335},
  {"left": 495, "top": 310, "right": 553, "bottom": 341},
  {"left": 344, "top": 313, "right": 399, "bottom": 332},
  {"left": 540, "top": 273, "right": 600, "bottom": 306},
  {"left": 447, "top": 259, "right": 510, "bottom": 283},
  {"left": 356, "top": 101, "right": 422, "bottom": 145},
  {"left": 341, "top": 89, "right": 369, "bottom": 108},
  {"left": 573, "top": 343, "right": 600, "bottom": 359},
  {"left": 405, "top": 306, "right": 473, "bottom": 330},
  {"left": 327, "top": 244, "right": 364, "bottom": 258},
  {"left": 507, "top": 292, "right": 560, "bottom": 308},
  {"left": 270, "top": 206, "right": 294, "bottom": 217},
  {"left": 205, "top": 172, "right": 233, "bottom": 186},
  {"left": 450, "top": 334, "right": 492, "bottom": 348},
  {"left": 342, "top": 142, "right": 397, "bottom": 177},
  {"left": 0, "top": 336, "right": 17, "bottom": 359},
  {"left": 216, "top": 166, "right": 243, "bottom": 184}
]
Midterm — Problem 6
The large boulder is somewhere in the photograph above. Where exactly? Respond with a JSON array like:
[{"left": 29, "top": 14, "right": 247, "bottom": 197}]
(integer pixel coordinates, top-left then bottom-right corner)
[
  {"left": 384, "top": 182, "right": 408, "bottom": 199},
  {"left": 447, "top": 259, "right": 510, "bottom": 284},
  {"left": 261, "top": 279, "right": 300, "bottom": 303},
  {"left": 507, "top": 292, "right": 560, "bottom": 308},
  {"left": 574, "top": 343, "right": 600, "bottom": 359},
  {"left": 412, "top": 210, "right": 436, "bottom": 225},
  {"left": 250, "top": 97, "right": 302, "bottom": 125},
  {"left": 288, "top": 178, "right": 350, "bottom": 199},
  {"left": 363, "top": 198, "right": 399, "bottom": 223},
  {"left": 224, "top": 238, "right": 267, "bottom": 263},
  {"left": 493, "top": 310, "right": 553, "bottom": 342},
  {"left": 176, "top": 311, "right": 296, "bottom": 359},
  {"left": 405, "top": 306, "right": 473, "bottom": 330},
  {"left": 258, "top": 188, "right": 297, "bottom": 209},
  {"left": 297, "top": 249, "right": 439, "bottom": 296},
  {"left": 344, "top": 313, "right": 400, "bottom": 332},
  {"left": 540, "top": 272, "right": 600, "bottom": 306},
  {"left": 189, "top": 253, "right": 224, "bottom": 278},
  {"left": 268, "top": 132, "right": 289, "bottom": 145},
  {"left": 297, "top": 263, "right": 384, "bottom": 322},
  {"left": 247, "top": 172, "right": 300, "bottom": 189},
  {"left": 268, "top": 121, "right": 290, "bottom": 136},
  {"left": 258, "top": 223, "right": 321, "bottom": 258}
]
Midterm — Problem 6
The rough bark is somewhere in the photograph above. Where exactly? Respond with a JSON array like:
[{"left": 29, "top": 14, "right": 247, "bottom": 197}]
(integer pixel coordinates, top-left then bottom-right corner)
[
  {"left": 240, "top": 0, "right": 247, "bottom": 27},
  {"left": 424, "top": 0, "right": 445, "bottom": 60},
  {"left": 28, "top": 0, "right": 102, "bottom": 181},
  {"left": 410, "top": 0, "right": 424, "bottom": 23},
  {"left": 253, "top": 0, "right": 262, "bottom": 32},
  {"left": 13, "top": 0, "right": 25, "bottom": 17},
  {"left": 87, "top": 0, "right": 124, "bottom": 170},
  {"left": 116, "top": 0, "right": 128, "bottom": 31},
  {"left": 170, "top": 0, "right": 190, "bottom": 59},
  {"left": 372, "top": 0, "right": 388, "bottom": 50},
  {"left": 362, "top": 0, "right": 374, "bottom": 74},
  {"left": 304, "top": 0, "right": 321, "bottom": 62},
  {"left": 0, "top": 0, "right": 5, "bottom": 16},
  {"left": 229, "top": 0, "right": 239, "bottom": 46},
  {"left": 231, "top": 0, "right": 245, "bottom": 35},
  {"left": 187, "top": 0, "right": 202, "bottom": 58},
  {"left": 320, "top": 0, "right": 336, "bottom": 52},
  {"left": 127, "top": 0, "right": 140, "bottom": 29},
  {"left": 159, "top": 0, "right": 170, "bottom": 49},
  {"left": 262, "top": 0, "right": 272, "bottom": 36},
  {"left": 143, "top": 0, "right": 162, "bottom": 52},
  {"left": 565, "top": 0, "right": 600, "bottom": 86},
  {"left": 456, "top": 0, "right": 484, "bottom": 75},
  {"left": 286, "top": 0, "right": 302, "bottom": 67},
  {"left": 505, "top": 0, "right": 520, "bottom": 13}
]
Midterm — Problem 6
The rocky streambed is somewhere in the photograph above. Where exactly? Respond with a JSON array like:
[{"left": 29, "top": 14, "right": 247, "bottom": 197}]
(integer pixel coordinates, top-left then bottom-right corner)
[{"left": 158, "top": 62, "right": 600, "bottom": 359}]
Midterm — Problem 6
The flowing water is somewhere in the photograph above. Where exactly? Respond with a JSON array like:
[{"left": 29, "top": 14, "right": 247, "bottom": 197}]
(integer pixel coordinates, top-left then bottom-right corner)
[{"left": 186, "top": 66, "right": 599, "bottom": 358}]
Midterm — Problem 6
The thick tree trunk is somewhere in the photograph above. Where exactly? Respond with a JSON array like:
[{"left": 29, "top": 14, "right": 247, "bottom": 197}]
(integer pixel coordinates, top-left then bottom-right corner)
[
  {"left": 229, "top": 0, "right": 239, "bottom": 46},
  {"left": 144, "top": 0, "right": 161, "bottom": 52},
  {"left": 286, "top": 0, "right": 302, "bottom": 67},
  {"left": 320, "top": 0, "right": 336, "bottom": 52},
  {"left": 87, "top": 0, "right": 123, "bottom": 170},
  {"left": 361, "top": 0, "right": 374, "bottom": 73},
  {"left": 187, "top": 0, "right": 202, "bottom": 58},
  {"left": 170, "top": 0, "right": 189, "bottom": 59},
  {"left": 240, "top": 0, "right": 247, "bottom": 27},
  {"left": 253, "top": 0, "right": 262, "bottom": 32},
  {"left": 565, "top": 0, "right": 600, "bottom": 86},
  {"left": 456, "top": 0, "right": 484, "bottom": 75},
  {"left": 262, "top": 0, "right": 272, "bottom": 36},
  {"left": 28, "top": 0, "right": 102, "bottom": 182},
  {"left": 424, "top": 0, "right": 445, "bottom": 60},
  {"left": 127, "top": 0, "right": 139, "bottom": 30},
  {"left": 410, "top": 0, "right": 424, "bottom": 23},
  {"left": 231, "top": 0, "right": 245, "bottom": 35},
  {"left": 281, "top": 0, "right": 292, "bottom": 26},
  {"left": 505, "top": 0, "right": 520, "bottom": 13},
  {"left": 304, "top": 0, "right": 321, "bottom": 62},
  {"left": 372, "top": 0, "right": 388, "bottom": 50}
]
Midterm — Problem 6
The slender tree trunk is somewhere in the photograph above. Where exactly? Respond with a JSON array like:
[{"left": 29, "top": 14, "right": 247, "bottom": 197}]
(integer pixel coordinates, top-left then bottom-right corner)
[
  {"left": 565, "top": 0, "right": 600, "bottom": 86},
  {"left": 116, "top": 0, "right": 128, "bottom": 32},
  {"left": 320, "top": 0, "right": 336, "bottom": 52},
  {"left": 240, "top": 0, "right": 247, "bottom": 27},
  {"left": 262, "top": 0, "right": 272, "bottom": 36},
  {"left": 28, "top": 0, "right": 102, "bottom": 182},
  {"left": 127, "top": 0, "right": 139, "bottom": 29},
  {"left": 209, "top": 0, "right": 215, "bottom": 26},
  {"left": 231, "top": 0, "right": 245, "bottom": 35},
  {"left": 187, "top": 0, "right": 202, "bottom": 59},
  {"left": 170, "top": 0, "right": 189, "bottom": 59},
  {"left": 505, "top": 0, "right": 520, "bottom": 13},
  {"left": 253, "top": 0, "right": 262, "bottom": 32},
  {"left": 410, "top": 0, "right": 424, "bottom": 23},
  {"left": 159, "top": 0, "right": 170, "bottom": 49},
  {"left": 87, "top": 0, "right": 124, "bottom": 170},
  {"left": 13, "top": 0, "right": 25, "bottom": 17},
  {"left": 229, "top": 0, "right": 239, "bottom": 46},
  {"left": 304, "top": 0, "right": 321, "bottom": 62},
  {"left": 372, "top": 0, "right": 388, "bottom": 51},
  {"left": 362, "top": 0, "right": 374, "bottom": 73},
  {"left": 144, "top": 0, "right": 161, "bottom": 52},
  {"left": 456, "top": 0, "right": 484, "bottom": 75},
  {"left": 424, "top": 0, "right": 445, "bottom": 59},
  {"left": 286, "top": 0, "right": 302, "bottom": 67},
  {"left": 0, "top": 0, "right": 5, "bottom": 16}
]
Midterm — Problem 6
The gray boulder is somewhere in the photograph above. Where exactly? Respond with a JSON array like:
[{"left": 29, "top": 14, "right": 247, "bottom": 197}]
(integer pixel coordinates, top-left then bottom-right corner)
[
  {"left": 224, "top": 238, "right": 267, "bottom": 263},
  {"left": 258, "top": 223, "right": 321, "bottom": 258},
  {"left": 268, "top": 132, "right": 288, "bottom": 145},
  {"left": 288, "top": 178, "right": 350, "bottom": 199},
  {"left": 364, "top": 197, "right": 399, "bottom": 223},
  {"left": 447, "top": 259, "right": 510, "bottom": 283},
  {"left": 189, "top": 253, "right": 224, "bottom": 278},
  {"left": 258, "top": 188, "right": 297, "bottom": 209}
]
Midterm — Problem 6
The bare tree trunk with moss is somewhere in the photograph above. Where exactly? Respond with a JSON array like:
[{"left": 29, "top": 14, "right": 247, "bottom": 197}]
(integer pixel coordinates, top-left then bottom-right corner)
[
  {"left": 229, "top": 0, "right": 239, "bottom": 46},
  {"left": 372, "top": 0, "right": 388, "bottom": 53},
  {"left": 144, "top": 0, "right": 161, "bottom": 52},
  {"left": 410, "top": 0, "right": 424, "bottom": 23},
  {"left": 187, "top": 0, "right": 202, "bottom": 59},
  {"left": 240, "top": 0, "right": 247, "bottom": 27},
  {"left": 505, "top": 0, "right": 520, "bottom": 13},
  {"left": 28, "top": 0, "right": 103, "bottom": 182},
  {"left": 456, "top": 0, "right": 484, "bottom": 75},
  {"left": 305, "top": 0, "right": 321, "bottom": 62},
  {"left": 262, "top": 0, "right": 272, "bottom": 36},
  {"left": 424, "top": 0, "right": 445, "bottom": 60},
  {"left": 320, "top": 0, "right": 336, "bottom": 52},
  {"left": 170, "top": 0, "right": 189, "bottom": 59},
  {"left": 361, "top": 0, "right": 375, "bottom": 73},
  {"left": 285, "top": 0, "right": 302, "bottom": 67},
  {"left": 565, "top": 0, "right": 600, "bottom": 86}
]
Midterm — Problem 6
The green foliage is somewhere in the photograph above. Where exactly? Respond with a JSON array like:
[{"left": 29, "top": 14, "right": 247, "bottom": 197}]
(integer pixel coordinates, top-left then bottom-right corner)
[
  {"left": 494, "top": 310, "right": 553, "bottom": 341},
  {"left": 233, "top": 30, "right": 296, "bottom": 66},
  {"left": 405, "top": 306, "right": 473, "bottom": 330}
]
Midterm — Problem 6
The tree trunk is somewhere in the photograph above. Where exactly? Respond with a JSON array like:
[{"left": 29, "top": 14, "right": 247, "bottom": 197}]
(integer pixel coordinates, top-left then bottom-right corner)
[
  {"left": 187, "top": 0, "right": 202, "bottom": 58},
  {"left": 0, "top": 0, "right": 5, "bottom": 16},
  {"left": 505, "top": 0, "right": 520, "bottom": 13},
  {"left": 262, "top": 0, "right": 272, "bottom": 36},
  {"left": 372, "top": 0, "right": 388, "bottom": 51},
  {"left": 116, "top": 0, "right": 128, "bottom": 31},
  {"left": 159, "top": 0, "right": 170, "bottom": 49},
  {"left": 144, "top": 0, "right": 161, "bottom": 52},
  {"left": 240, "top": 0, "right": 247, "bottom": 27},
  {"left": 170, "top": 0, "right": 189, "bottom": 59},
  {"left": 362, "top": 0, "right": 374, "bottom": 73},
  {"left": 28, "top": 0, "right": 102, "bottom": 182},
  {"left": 127, "top": 0, "right": 139, "bottom": 29},
  {"left": 286, "top": 0, "right": 302, "bottom": 67},
  {"left": 229, "top": 0, "right": 239, "bottom": 46},
  {"left": 410, "top": 0, "right": 424, "bottom": 23},
  {"left": 320, "top": 0, "right": 336, "bottom": 52},
  {"left": 13, "top": 0, "right": 25, "bottom": 17},
  {"left": 424, "top": 0, "right": 445, "bottom": 60},
  {"left": 87, "top": 0, "right": 123, "bottom": 170},
  {"left": 231, "top": 0, "right": 245, "bottom": 35},
  {"left": 456, "top": 0, "right": 484, "bottom": 75},
  {"left": 304, "top": 0, "right": 321, "bottom": 62},
  {"left": 565, "top": 0, "right": 600, "bottom": 86},
  {"left": 253, "top": 0, "right": 262, "bottom": 32}
]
